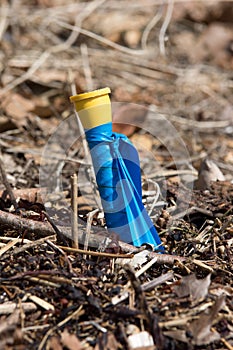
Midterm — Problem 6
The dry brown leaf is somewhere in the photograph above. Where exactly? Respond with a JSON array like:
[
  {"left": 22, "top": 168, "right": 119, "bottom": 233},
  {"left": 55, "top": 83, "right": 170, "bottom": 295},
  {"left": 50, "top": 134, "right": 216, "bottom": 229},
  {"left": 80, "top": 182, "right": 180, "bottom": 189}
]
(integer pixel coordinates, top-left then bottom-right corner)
[
  {"left": 163, "top": 329, "right": 188, "bottom": 344},
  {"left": 61, "top": 328, "right": 83, "bottom": 350},
  {"left": 2, "top": 93, "right": 35, "bottom": 125},
  {"left": 189, "top": 294, "right": 225, "bottom": 345},
  {"left": 174, "top": 273, "right": 211, "bottom": 300},
  {"left": 195, "top": 159, "right": 225, "bottom": 190},
  {"left": 165, "top": 295, "right": 225, "bottom": 346}
]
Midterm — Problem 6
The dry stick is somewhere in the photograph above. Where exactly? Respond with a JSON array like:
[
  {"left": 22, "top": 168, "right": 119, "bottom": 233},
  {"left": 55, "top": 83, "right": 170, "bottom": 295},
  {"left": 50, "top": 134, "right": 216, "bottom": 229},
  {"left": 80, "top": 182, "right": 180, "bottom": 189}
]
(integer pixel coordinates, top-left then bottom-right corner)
[
  {"left": 25, "top": 277, "right": 60, "bottom": 289},
  {"left": 159, "top": 0, "right": 174, "bottom": 56},
  {"left": 0, "top": 238, "right": 20, "bottom": 257},
  {"left": 168, "top": 114, "right": 230, "bottom": 130},
  {"left": 135, "top": 256, "right": 160, "bottom": 279},
  {"left": 123, "top": 264, "right": 154, "bottom": 337},
  {"left": 0, "top": 0, "right": 9, "bottom": 41},
  {"left": 0, "top": 155, "right": 18, "bottom": 210},
  {"left": 81, "top": 43, "right": 94, "bottom": 90},
  {"left": 141, "top": 271, "right": 174, "bottom": 292},
  {"left": 58, "top": 245, "right": 134, "bottom": 259},
  {"left": 0, "top": 302, "right": 36, "bottom": 316},
  {"left": 147, "top": 179, "right": 161, "bottom": 216},
  {"left": 146, "top": 169, "right": 198, "bottom": 179},
  {"left": 141, "top": 5, "right": 163, "bottom": 50},
  {"left": 71, "top": 173, "right": 79, "bottom": 249},
  {"left": 55, "top": 20, "right": 146, "bottom": 56},
  {"left": 219, "top": 337, "right": 233, "bottom": 350},
  {"left": 84, "top": 208, "right": 99, "bottom": 252},
  {"left": 0, "top": 209, "right": 185, "bottom": 264}
]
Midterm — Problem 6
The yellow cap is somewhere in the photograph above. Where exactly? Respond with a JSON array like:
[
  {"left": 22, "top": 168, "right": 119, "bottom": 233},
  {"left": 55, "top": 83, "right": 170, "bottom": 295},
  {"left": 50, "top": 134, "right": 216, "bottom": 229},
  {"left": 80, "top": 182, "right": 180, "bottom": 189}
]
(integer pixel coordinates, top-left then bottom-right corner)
[
  {"left": 70, "top": 87, "right": 111, "bottom": 104},
  {"left": 70, "top": 87, "right": 112, "bottom": 129}
]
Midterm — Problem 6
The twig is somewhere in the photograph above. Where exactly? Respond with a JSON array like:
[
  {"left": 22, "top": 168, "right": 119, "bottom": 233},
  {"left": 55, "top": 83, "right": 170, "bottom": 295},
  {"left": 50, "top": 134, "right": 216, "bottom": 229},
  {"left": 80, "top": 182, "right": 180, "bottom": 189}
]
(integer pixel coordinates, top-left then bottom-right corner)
[
  {"left": 159, "top": 0, "right": 174, "bottom": 56},
  {"left": 27, "top": 295, "right": 54, "bottom": 311},
  {"left": 0, "top": 0, "right": 9, "bottom": 41},
  {"left": 220, "top": 337, "right": 233, "bottom": 350},
  {"left": 147, "top": 179, "right": 161, "bottom": 216},
  {"left": 0, "top": 154, "right": 18, "bottom": 210},
  {"left": 84, "top": 208, "right": 99, "bottom": 252},
  {"left": 22, "top": 324, "right": 50, "bottom": 332},
  {"left": 25, "top": 277, "right": 60, "bottom": 288},
  {"left": 141, "top": 5, "right": 163, "bottom": 50},
  {"left": 193, "top": 259, "right": 213, "bottom": 273},
  {"left": 168, "top": 114, "right": 231, "bottom": 129},
  {"left": 146, "top": 169, "right": 198, "bottom": 179},
  {"left": 0, "top": 302, "right": 37, "bottom": 315},
  {"left": 58, "top": 245, "right": 134, "bottom": 259},
  {"left": 55, "top": 20, "right": 147, "bottom": 56},
  {"left": 0, "top": 238, "right": 20, "bottom": 257},
  {"left": 71, "top": 173, "right": 79, "bottom": 249},
  {"left": 141, "top": 271, "right": 174, "bottom": 292},
  {"left": 123, "top": 264, "right": 154, "bottom": 337},
  {"left": 81, "top": 43, "right": 94, "bottom": 90},
  {"left": 135, "top": 256, "right": 160, "bottom": 279}
]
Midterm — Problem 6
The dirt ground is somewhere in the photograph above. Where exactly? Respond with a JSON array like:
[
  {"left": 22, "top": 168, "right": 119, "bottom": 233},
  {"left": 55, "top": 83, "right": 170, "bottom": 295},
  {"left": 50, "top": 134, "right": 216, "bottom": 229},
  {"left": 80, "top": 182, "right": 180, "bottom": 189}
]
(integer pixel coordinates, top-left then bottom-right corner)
[{"left": 0, "top": 1, "right": 232, "bottom": 349}]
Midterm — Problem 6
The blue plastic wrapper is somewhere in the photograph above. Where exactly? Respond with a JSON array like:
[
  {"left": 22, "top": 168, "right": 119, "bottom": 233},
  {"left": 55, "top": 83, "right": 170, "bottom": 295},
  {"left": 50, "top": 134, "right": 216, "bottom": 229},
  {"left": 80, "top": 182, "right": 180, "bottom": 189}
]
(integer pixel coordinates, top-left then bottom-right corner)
[{"left": 85, "top": 122, "right": 163, "bottom": 250}]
